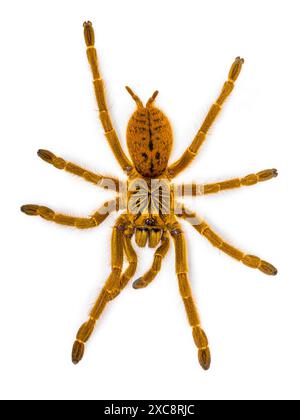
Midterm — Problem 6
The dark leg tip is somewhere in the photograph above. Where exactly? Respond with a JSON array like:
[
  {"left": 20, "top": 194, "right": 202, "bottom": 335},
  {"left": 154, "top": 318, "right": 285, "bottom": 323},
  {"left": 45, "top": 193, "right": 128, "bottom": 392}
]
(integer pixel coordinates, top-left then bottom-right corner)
[
  {"left": 83, "top": 21, "right": 93, "bottom": 28},
  {"left": 37, "top": 149, "right": 55, "bottom": 163},
  {"left": 72, "top": 340, "right": 85, "bottom": 365},
  {"left": 259, "top": 261, "right": 278, "bottom": 276},
  {"left": 235, "top": 56, "right": 245, "bottom": 64},
  {"left": 20, "top": 204, "right": 39, "bottom": 215},
  {"left": 132, "top": 278, "right": 145, "bottom": 289},
  {"left": 198, "top": 347, "right": 211, "bottom": 371}
]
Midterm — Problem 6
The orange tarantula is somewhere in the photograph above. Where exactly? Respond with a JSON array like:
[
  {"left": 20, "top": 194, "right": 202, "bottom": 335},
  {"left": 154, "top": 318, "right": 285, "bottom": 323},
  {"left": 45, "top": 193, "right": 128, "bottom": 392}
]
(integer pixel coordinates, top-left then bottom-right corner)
[{"left": 21, "top": 21, "right": 278, "bottom": 370}]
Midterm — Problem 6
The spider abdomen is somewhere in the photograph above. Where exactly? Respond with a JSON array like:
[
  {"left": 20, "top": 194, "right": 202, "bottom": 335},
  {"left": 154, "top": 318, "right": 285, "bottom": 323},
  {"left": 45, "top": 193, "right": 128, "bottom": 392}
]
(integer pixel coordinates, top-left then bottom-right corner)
[{"left": 126, "top": 107, "right": 173, "bottom": 178}]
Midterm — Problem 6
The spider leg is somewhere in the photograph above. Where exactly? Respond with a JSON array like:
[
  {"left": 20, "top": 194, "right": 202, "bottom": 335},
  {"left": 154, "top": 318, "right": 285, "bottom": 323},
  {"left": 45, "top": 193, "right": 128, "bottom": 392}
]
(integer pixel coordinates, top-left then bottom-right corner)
[
  {"left": 72, "top": 216, "right": 139, "bottom": 364},
  {"left": 169, "top": 220, "right": 211, "bottom": 370},
  {"left": 109, "top": 227, "right": 138, "bottom": 299},
  {"left": 177, "top": 205, "right": 277, "bottom": 275},
  {"left": 133, "top": 230, "right": 170, "bottom": 289},
  {"left": 20, "top": 199, "right": 120, "bottom": 229},
  {"left": 177, "top": 169, "right": 278, "bottom": 197},
  {"left": 167, "top": 57, "right": 244, "bottom": 179},
  {"left": 72, "top": 214, "right": 129, "bottom": 364},
  {"left": 83, "top": 21, "right": 133, "bottom": 174},
  {"left": 37, "top": 149, "right": 120, "bottom": 191}
]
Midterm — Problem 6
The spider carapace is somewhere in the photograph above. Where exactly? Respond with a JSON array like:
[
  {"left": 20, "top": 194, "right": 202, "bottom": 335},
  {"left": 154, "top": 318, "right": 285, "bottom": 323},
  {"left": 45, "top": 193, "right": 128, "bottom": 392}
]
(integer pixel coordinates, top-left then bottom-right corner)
[{"left": 21, "top": 21, "right": 278, "bottom": 370}]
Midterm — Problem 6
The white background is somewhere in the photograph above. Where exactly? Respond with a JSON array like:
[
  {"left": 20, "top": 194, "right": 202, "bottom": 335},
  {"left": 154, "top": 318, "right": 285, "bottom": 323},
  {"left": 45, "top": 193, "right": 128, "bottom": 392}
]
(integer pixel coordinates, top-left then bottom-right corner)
[{"left": 1, "top": 0, "right": 299, "bottom": 400}]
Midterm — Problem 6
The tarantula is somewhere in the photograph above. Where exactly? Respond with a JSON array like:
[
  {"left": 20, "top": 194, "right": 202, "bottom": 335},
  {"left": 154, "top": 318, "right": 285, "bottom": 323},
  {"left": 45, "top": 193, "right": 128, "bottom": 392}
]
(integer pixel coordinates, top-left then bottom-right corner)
[{"left": 21, "top": 22, "right": 278, "bottom": 370}]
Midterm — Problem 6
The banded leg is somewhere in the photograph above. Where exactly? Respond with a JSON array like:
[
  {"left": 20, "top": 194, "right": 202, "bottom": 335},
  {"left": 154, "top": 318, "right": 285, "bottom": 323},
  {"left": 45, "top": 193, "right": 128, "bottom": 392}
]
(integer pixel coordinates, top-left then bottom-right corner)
[
  {"left": 167, "top": 57, "right": 244, "bottom": 178},
  {"left": 21, "top": 199, "right": 120, "bottom": 229},
  {"left": 177, "top": 169, "right": 278, "bottom": 197},
  {"left": 178, "top": 206, "right": 277, "bottom": 275},
  {"left": 133, "top": 231, "right": 170, "bottom": 289},
  {"left": 37, "top": 149, "right": 120, "bottom": 191},
  {"left": 169, "top": 221, "right": 210, "bottom": 370},
  {"left": 110, "top": 228, "right": 138, "bottom": 299},
  {"left": 83, "top": 21, "right": 133, "bottom": 174},
  {"left": 72, "top": 215, "right": 128, "bottom": 364}
]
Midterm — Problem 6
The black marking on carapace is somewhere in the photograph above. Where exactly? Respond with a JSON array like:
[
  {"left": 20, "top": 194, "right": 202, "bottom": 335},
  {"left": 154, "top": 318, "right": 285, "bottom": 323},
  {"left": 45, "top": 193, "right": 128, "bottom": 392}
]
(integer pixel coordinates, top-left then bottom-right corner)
[
  {"left": 141, "top": 153, "right": 148, "bottom": 161},
  {"left": 150, "top": 160, "right": 154, "bottom": 173},
  {"left": 155, "top": 152, "right": 160, "bottom": 160},
  {"left": 148, "top": 140, "right": 154, "bottom": 151}
]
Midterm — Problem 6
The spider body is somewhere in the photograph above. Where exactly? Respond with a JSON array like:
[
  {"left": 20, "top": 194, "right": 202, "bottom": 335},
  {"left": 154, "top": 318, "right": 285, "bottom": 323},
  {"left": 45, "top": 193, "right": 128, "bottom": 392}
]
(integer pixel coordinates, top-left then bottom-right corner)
[
  {"left": 21, "top": 21, "right": 278, "bottom": 370},
  {"left": 126, "top": 96, "right": 173, "bottom": 178}
]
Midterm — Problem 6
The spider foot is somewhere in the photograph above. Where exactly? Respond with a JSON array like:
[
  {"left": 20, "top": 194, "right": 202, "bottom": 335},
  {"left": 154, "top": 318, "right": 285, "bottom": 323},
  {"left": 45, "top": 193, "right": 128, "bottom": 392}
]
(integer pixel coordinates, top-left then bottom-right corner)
[
  {"left": 193, "top": 326, "right": 211, "bottom": 370},
  {"left": 83, "top": 21, "right": 94, "bottom": 47},
  {"left": 37, "top": 149, "right": 55, "bottom": 163},
  {"left": 132, "top": 278, "right": 147, "bottom": 289},
  {"left": 198, "top": 347, "right": 211, "bottom": 371},
  {"left": 235, "top": 56, "right": 245, "bottom": 64},
  {"left": 72, "top": 318, "right": 96, "bottom": 364},
  {"left": 259, "top": 261, "right": 278, "bottom": 276},
  {"left": 229, "top": 57, "right": 244, "bottom": 81},
  {"left": 242, "top": 255, "right": 278, "bottom": 275},
  {"left": 21, "top": 204, "right": 55, "bottom": 220},
  {"left": 37, "top": 149, "right": 66, "bottom": 170},
  {"left": 21, "top": 204, "right": 39, "bottom": 215},
  {"left": 72, "top": 340, "right": 85, "bottom": 365},
  {"left": 257, "top": 168, "right": 278, "bottom": 181}
]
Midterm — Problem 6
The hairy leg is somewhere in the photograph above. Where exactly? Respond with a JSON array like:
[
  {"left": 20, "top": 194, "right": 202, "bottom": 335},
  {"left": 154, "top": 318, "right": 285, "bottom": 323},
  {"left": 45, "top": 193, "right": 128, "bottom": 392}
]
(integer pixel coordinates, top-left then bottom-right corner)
[
  {"left": 21, "top": 199, "right": 120, "bottom": 229},
  {"left": 72, "top": 215, "right": 128, "bottom": 364},
  {"left": 178, "top": 206, "right": 277, "bottom": 275},
  {"left": 110, "top": 227, "right": 138, "bottom": 298},
  {"left": 83, "top": 21, "right": 133, "bottom": 174},
  {"left": 177, "top": 169, "right": 278, "bottom": 197},
  {"left": 169, "top": 221, "right": 211, "bottom": 370},
  {"left": 37, "top": 149, "right": 120, "bottom": 191},
  {"left": 168, "top": 57, "right": 244, "bottom": 178}
]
